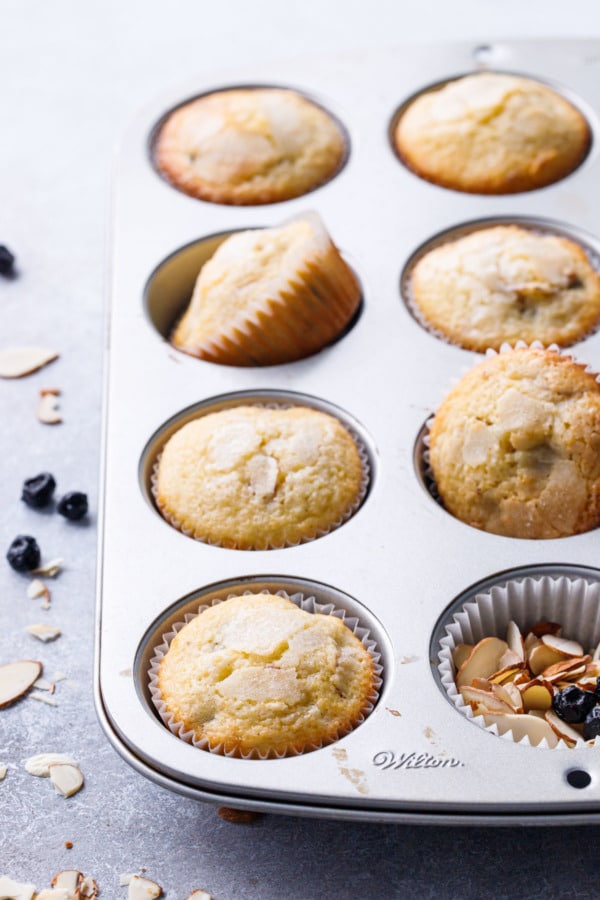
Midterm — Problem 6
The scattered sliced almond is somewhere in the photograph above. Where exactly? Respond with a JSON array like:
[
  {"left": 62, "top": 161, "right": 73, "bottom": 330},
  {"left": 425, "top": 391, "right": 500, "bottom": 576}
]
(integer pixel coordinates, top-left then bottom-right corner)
[
  {"left": 451, "top": 643, "right": 473, "bottom": 669},
  {"left": 506, "top": 620, "right": 525, "bottom": 660},
  {"left": 30, "top": 691, "right": 58, "bottom": 706},
  {"left": 0, "top": 875, "right": 36, "bottom": 900},
  {"left": 187, "top": 892, "right": 213, "bottom": 900},
  {"left": 0, "top": 346, "right": 59, "bottom": 378},
  {"left": 488, "top": 663, "right": 525, "bottom": 685},
  {"left": 35, "top": 890, "right": 74, "bottom": 899},
  {"left": 459, "top": 685, "right": 513, "bottom": 715},
  {"left": 49, "top": 763, "right": 84, "bottom": 798},
  {"left": 37, "top": 390, "right": 62, "bottom": 425},
  {"left": 34, "top": 678, "right": 55, "bottom": 692},
  {"left": 541, "top": 634, "right": 585, "bottom": 658},
  {"left": 121, "top": 875, "right": 162, "bottom": 899},
  {"left": 497, "top": 648, "right": 523, "bottom": 669},
  {"left": 50, "top": 871, "right": 81, "bottom": 892},
  {"left": 24, "top": 753, "right": 78, "bottom": 776},
  {"left": 25, "top": 623, "right": 61, "bottom": 643},
  {"left": 542, "top": 656, "right": 590, "bottom": 682},
  {"left": 80, "top": 876, "right": 99, "bottom": 898},
  {"left": 0, "top": 765, "right": 7, "bottom": 781},
  {"left": 528, "top": 642, "right": 565, "bottom": 675},
  {"left": 491, "top": 682, "right": 523, "bottom": 713},
  {"left": 27, "top": 578, "right": 49, "bottom": 600},
  {"left": 31, "top": 558, "right": 63, "bottom": 577},
  {"left": 0, "top": 659, "right": 42, "bottom": 708}
]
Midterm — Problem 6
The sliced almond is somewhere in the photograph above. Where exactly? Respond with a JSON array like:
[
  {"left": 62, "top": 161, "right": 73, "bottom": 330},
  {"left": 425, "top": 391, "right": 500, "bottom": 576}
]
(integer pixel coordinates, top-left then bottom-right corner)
[
  {"left": 0, "top": 876, "right": 36, "bottom": 900},
  {"left": 0, "top": 346, "right": 58, "bottom": 378},
  {"left": 0, "top": 764, "right": 7, "bottom": 780},
  {"left": 25, "top": 753, "right": 78, "bottom": 776},
  {"left": 520, "top": 679, "right": 554, "bottom": 712},
  {"left": 49, "top": 762, "right": 84, "bottom": 798},
  {"left": 125, "top": 875, "right": 163, "bottom": 899},
  {"left": 187, "top": 893, "right": 212, "bottom": 900},
  {"left": 27, "top": 578, "right": 49, "bottom": 600},
  {"left": 497, "top": 648, "right": 523, "bottom": 669},
  {"left": 542, "top": 656, "right": 590, "bottom": 682},
  {"left": 459, "top": 685, "right": 514, "bottom": 715},
  {"left": 37, "top": 391, "right": 62, "bottom": 425},
  {"left": 531, "top": 620, "right": 562, "bottom": 638},
  {"left": 524, "top": 633, "right": 540, "bottom": 653},
  {"left": 30, "top": 691, "right": 58, "bottom": 706},
  {"left": 25, "top": 623, "right": 61, "bottom": 643},
  {"left": 541, "top": 634, "right": 585, "bottom": 658},
  {"left": 51, "top": 871, "right": 81, "bottom": 892},
  {"left": 31, "top": 558, "right": 63, "bottom": 577},
  {"left": 492, "top": 682, "right": 523, "bottom": 713},
  {"left": 80, "top": 876, "right": 99, "bottom": 898},
  {"left": 35, "top": 890, "right": 75, "bottom": 899},
  {"left": 506, "top": 620, "right": 525, "bottom": 661},
  {"left": 455, "top": 637, "right": 508, "bottom": 688},
  {"left": 483, "top": 712, "right": 559, "bottom": 747},
  {"left": 452, "top": 643, "right": 473, "bottom": 669},
  {"left": 34, "top": 678, "right": 54, "bottom": 691},
  {"left": 470, "top": 677, "right": 493, "bottom": 691},
  {"left": 545, "top": 710, "right": 583, "bottom": 747},
  {"left": 0, "top": 659, "right": 42, "bottom": 708},
  {"left": 488, "top": 663, "right": 525, "bottom": 684},
  {"left": 528, "top": 642, "right": 565, "bottom": 675}
]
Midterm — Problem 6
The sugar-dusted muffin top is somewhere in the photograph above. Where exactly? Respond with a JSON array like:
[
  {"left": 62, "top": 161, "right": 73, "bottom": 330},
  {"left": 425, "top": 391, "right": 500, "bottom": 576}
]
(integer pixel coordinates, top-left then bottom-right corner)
[
  {"left": 171, "top": 213, "right": 361, "bottom": 366},
  {"left": 394, "top": 73, "right": 590, "bottom": 194},
  {"left": 410, "top": 225, "right": 600, "bottom": 351},
  {"left": 156, "top": 593, "right": 376, "bottom": 756},
  {"left": 155, "top": 88, "right": 346, "bottom": 205},
  {"left": 155, "top": 405, "right": 365, "bottom": 548},
  {"left": 428, "top": 348, "right": 600, "bottom": 539}
]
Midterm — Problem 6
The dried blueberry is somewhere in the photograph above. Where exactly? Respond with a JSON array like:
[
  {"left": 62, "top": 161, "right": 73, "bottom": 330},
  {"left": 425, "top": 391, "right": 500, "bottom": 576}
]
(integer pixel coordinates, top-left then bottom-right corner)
[
  {"left": 595, "top": 676, "right": 600, "bottom": 702},
  {"left": 21, "top": 472, "right": 56, "bottom": 509},
  {"left": 584, "top": 705, "right": 600, "bottom": 740},
  {"left": 6, "top": 535, "right": 41, "bottom": 572},
  {"left": 553, "top": 685, "right": 597, "bottom": 724},
  {"left": 0, "top": 245, "right": 15, "bottom": 276},
  {"left": 57, "top": 491, "right": 88, "bottom": 521}
]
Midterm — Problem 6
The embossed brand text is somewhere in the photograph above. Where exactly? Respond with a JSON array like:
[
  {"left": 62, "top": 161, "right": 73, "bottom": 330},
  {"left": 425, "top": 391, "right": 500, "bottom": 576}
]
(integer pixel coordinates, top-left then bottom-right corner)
[{"left": 372, "top": 750, "right": 464, "bottom": 770}]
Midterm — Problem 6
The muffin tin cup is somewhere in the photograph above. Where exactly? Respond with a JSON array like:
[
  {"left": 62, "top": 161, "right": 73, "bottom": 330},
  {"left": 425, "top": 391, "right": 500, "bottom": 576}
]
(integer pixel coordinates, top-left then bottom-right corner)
[
  {"left": 148, "top": 587, "right": 383, "bottom": 760},
  {"left": 435, "top": 571, "right": 600, "bottom": 750},
  {"left": 400, "top": 216, "right": 600, "bottom": 352},
  {"left": 146, "top": 393, "right": 372, "bottom": 549}
]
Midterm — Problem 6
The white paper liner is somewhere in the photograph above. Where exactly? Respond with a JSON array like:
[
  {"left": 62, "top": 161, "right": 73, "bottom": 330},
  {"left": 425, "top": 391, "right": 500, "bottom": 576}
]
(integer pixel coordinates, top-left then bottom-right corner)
[
  {"left": 403, "top": 225, "right": 600, "bottom": 352},
  {"left": 422, "top": 341, "right": 600, "bottom": 518},
  {"left": 150, "top": 401, "right": 370, "bottom": 549},
  {"left": 437, "top": 573, "right": 600, "bottom": 750},
  {"left": 148, "top": 588, "right": 383, "bottom": 759}
]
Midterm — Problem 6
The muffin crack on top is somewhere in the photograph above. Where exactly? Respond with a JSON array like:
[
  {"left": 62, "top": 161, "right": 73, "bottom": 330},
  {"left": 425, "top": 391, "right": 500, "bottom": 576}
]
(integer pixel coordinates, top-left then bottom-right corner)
[
  {"left": 154, "top": 87, "right": 347, "bottom": 205},
  {"left": 428, "top": 347, "right": 600, "bottom": 539},
  {"left": 394, "top": 72, "right": 591, "bottom": 194}
]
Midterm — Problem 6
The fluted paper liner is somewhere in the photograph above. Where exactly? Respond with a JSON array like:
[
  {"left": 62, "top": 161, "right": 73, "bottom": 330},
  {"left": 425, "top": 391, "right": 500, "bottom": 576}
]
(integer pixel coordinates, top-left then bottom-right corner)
[
  {"left": 149, "top": 589, "right": 383, "bottom": 759},
  {"left": 150, "top": 401, "right": 370, "bottom": 549},
  {"left": 437, "top": 572, "right": 600, "bottom": 749}
]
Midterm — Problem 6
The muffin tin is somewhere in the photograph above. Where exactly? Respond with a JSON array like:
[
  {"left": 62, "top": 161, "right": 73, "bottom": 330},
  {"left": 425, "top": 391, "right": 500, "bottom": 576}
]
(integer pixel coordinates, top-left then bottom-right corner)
[{"left": 97, "top": 39, "right": 600, "bottom": 822}]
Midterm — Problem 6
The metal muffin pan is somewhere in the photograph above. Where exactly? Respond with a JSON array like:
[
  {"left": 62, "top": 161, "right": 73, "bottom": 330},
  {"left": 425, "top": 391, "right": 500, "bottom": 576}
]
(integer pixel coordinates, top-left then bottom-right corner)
[{"left": 97, "top": 39, "right": 600, "bottom": 823}]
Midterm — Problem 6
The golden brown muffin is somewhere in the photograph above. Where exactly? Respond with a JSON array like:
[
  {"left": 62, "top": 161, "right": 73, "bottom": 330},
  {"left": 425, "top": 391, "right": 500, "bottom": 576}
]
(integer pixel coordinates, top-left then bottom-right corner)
[
  {"left": 156, "top": 592, "right": 376, "bottom": 757},
  {"left": 171, "top": 213, "right": 361, "bottom": 366},
  {"left": 410, "top": 225, "right": 600, "bottom": 351},
  {"left": 155, "top": 88, "right": 346, "bottom": 205},
  {"left": 394, "top": 73, "right": 590, "bottom": 194},
  {"left": 155, "top": 405, "right": 365, "bottom": 549},
  {"left": 428, "top": 347, "right": 600, "bottom": 538}
]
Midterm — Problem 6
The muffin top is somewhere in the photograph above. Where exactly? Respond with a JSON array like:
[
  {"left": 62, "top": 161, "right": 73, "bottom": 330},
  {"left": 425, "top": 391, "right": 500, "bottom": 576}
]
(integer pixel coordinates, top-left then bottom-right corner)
[
  {"left": 394, "top": 73, "right": 590, "bottom": 194},
  {"left": 156, "top": 592, "right": 376, "bottom": 756},
  {"left": 409, "top": 225, "right": 600, "bottom": 351},
  {"left": 155, "top": 405, "right": 365, "bottom": 548},
  {"left": 428, "top": 348, "right": 600, "bottom": 539},
  {"left": 155, "top": 88, "right": 346, "bottom": 205},
  {"left": 171, "top": 213, "right": 361, "bottom": 366}
]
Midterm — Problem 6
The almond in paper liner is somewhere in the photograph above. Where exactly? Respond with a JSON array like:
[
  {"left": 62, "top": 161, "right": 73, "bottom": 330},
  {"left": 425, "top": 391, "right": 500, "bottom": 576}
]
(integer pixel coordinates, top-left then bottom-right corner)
[
  {"left": 437, "top": 572, "right": 600, "bottom": 749},
  {"left": 149, "top": 589, "right": 382, "bottom": 759}
]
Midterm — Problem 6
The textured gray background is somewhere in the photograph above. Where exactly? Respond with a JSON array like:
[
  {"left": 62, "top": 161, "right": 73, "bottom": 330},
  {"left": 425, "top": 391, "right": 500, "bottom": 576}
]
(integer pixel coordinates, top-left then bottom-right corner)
[{"left": 3, "top": 2, "right": 600, "bottom": 897}]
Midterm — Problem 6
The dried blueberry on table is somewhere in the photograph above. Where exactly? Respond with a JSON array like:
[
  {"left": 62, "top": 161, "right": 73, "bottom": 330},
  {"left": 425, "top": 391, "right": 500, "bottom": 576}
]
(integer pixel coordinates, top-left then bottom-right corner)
[
  {"left": 583, "top": 706, "right": 600, "bottom": 740},
  {"left": 6, "top": 535, "right": 41, "bottom": 571},
  {"left": 552, "top": 685, "right": 597, "bottom": 724},
  {"left": 0, "top": 245, "right": 15, "bottom": 275},
  {"left": 21, "top": 472, "right": 56, "bottom": 508},
  {"left": 57, "top": 491, "right": 88, "bottom": 521}
]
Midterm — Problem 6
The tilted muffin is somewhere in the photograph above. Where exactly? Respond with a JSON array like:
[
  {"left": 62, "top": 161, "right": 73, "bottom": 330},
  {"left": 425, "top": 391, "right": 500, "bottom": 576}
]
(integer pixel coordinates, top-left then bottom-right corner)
[
  {"left": 410, "top": 225, "right": 600, "bottom": 351},
  {"left": 155, "top": 592, "right": 376, "bottom": 757},
  {"left": 154, "top": 88, "right": 346, "bottom": 205},
  {"left": 155, "top": 405, "right": 365, "bottom": 548},
  {"left": 171, "top": 213, "right": 361, "bottom": 366},
  {"left": 394, "top": 73, "right": 590, "bottom": 194},
  {"left": 428, "top": 347, "right": 600, "bottom": 538}
]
